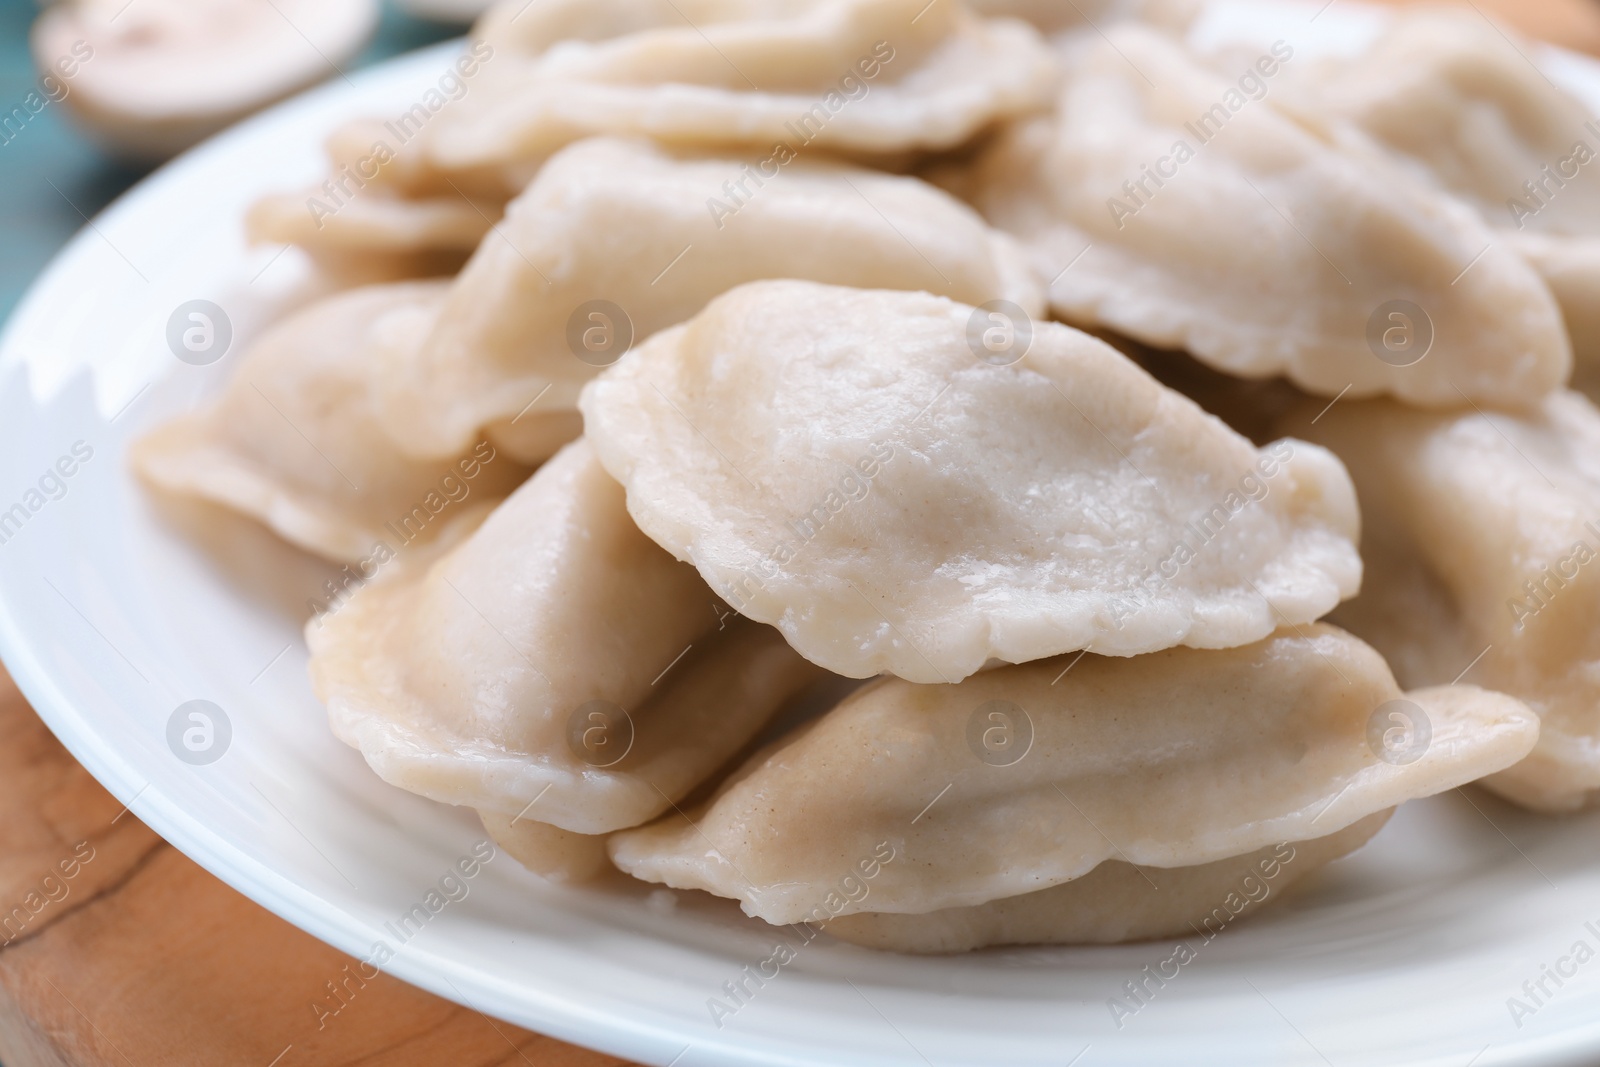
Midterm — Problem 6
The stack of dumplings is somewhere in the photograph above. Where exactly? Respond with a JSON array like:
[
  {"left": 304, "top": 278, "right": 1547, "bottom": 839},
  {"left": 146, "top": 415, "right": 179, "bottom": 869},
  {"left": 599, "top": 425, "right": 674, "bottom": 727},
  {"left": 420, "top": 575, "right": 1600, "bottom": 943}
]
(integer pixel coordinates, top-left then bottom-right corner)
[{"left": 138, "top": 0, "right": 1600, "bottom": 954}]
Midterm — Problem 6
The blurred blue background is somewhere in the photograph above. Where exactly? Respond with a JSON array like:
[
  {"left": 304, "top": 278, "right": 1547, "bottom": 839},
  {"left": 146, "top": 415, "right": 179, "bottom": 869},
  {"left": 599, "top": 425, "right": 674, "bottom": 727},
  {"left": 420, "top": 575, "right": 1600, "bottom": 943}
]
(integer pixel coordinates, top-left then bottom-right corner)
[{"left": 0, "top": 0, "right": 460, "bottom": 323}]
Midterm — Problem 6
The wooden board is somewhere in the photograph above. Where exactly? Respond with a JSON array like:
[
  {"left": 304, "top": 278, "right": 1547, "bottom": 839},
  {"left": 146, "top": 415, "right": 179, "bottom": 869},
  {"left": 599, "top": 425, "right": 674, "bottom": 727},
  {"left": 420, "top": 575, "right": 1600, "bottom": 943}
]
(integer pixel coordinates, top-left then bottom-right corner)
[{"left": 0, "top": 667, "right": 634, "bottom": 1067}]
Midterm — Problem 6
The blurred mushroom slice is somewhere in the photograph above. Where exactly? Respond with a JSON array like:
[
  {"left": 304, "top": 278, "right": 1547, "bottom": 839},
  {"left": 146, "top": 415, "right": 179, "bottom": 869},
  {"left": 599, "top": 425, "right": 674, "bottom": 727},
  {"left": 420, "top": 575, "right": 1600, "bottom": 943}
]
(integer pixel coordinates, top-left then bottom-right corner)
[
  {"left": 431, "top": 0, "right": 1058, "bottom": 172},
  {"left": 308, "top": 439, "right": 826, "bottom": 877},
  {"left": 1284, "top": 391, "right": 1600, "bottom": 813},
  {"left": 380, "top": 136, "right": 1044, "bottom": 465},
  {"left": 130, "top": 282, "right": 536, "bottom": 564},
  {"left": 951, "top": 24, "right": 1569, "bottom": 408},
  {"left": 609, "top": 627, "right": 1536, "bottom": 929},
  {"left": 826, "top": 812, "right": 1390, "bottom": 953},
  {"left": 33, "top": 0, "right": 377, "bottom": 161},
  {"left": 580, "top": 279, "right": 1360, "bottom": 683}
]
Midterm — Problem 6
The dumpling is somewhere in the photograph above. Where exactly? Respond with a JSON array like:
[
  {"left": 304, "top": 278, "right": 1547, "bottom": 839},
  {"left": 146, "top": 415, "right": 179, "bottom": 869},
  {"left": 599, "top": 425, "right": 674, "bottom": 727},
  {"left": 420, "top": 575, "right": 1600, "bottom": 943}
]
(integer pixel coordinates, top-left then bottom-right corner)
[
  {"left": 245, "top": 190, "right": 495, "bottom": 282},
  {"left": 245, "top": 115, "right": 522, "bottom": 281},
  {"left": 1285, "top": 8, "right": 1600, "bottom": 239},
  {"left": 380, "top": 135, "right": 1045, "bottom": 463},
  {"left": 1282, "top": 390, "right": 1600, "bottom": 813},
  {"left": 950, "top": 24, "right": 1570, "bottom": 408},
  {"left": 609, "top": 626, "right": 1536, "bottom": 935},
  {"left": 130, "top": 282, "right": 534, "bottom": 563},
  {"left": 308, "top": 439, "right": 826, "bottom": 875},
  {"left": 1273, "top": 9, "right": 1600, "bottom": 388},
  {"left": 429, "top": 0, "right": 1059, "bottom": 172},
  {"left": 826, "top": 813, "right": 1390, "bottom": 953},
  {"left": 1510, "top": 233, "right": 1600, "bottom": 397},
  {"left": 249, "top": 0, "right": 1059, "bottom": 266},
  {"left": 475, "top": 810, "right": 611, "bottom": 883},
  {"left": 580, "top": 279, "right": 1361, "bottom": 683}
]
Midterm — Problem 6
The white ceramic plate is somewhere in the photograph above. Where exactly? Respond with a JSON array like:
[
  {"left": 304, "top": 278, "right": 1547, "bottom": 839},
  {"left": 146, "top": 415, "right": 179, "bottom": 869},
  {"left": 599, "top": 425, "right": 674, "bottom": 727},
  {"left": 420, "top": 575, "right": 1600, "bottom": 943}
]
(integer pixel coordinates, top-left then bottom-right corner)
[{"left": 5, "top": 7, "right": 1600, "bottom": 1066}]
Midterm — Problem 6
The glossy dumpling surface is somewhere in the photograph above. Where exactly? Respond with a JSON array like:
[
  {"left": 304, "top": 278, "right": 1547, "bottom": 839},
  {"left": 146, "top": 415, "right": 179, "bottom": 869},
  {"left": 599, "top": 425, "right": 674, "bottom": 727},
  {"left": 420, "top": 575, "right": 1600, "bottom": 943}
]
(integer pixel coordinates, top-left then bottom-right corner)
[
  {"left": 1285, "top": 390, "right": 1600, "bottom": 812},
  {"left": 308, "top": 439, "right": 825, "bottom": 837},
  {"left": 581, "top": 279, "right": 1361, "bottom": 683},
  {"left": 609, "top": 626, "right": 1537, "bottom": 923},
  {"left": 382, "top": 136, "right": 1044, "bottom": 463},
  {"left": 130, "top": 282, "right": 531, "bottom": 562},
  {"left": 953, "top": 24, "right": 1570, "bottom": 407}
]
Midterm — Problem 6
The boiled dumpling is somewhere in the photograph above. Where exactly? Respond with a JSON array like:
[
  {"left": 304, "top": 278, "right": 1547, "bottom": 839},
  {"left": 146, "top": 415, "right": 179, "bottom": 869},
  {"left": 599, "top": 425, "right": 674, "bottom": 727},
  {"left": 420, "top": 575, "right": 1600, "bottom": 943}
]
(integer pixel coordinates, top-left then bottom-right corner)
[
  {"left": 609, "top": 626, "right": 1536, "bottom": 933},
  {"left": 246, "top": 112, "right": 521, "bottom": 281},
  {"left": 475, "top": 810, "right": 610, "bottom": 883},
  {"left": 1285, "top": 8, "right": 1600, "bottom": 238},
  {"left": 1280, "top": 9, "right": 1600, "bottom": 388},
  {"left": 826, "top": 813, "right": 1390, "bottom": 953},
  {"left": 949, "top": 24, "right": 1570, "bottom": 408},
  {"left": 308, "top": 439, "right": 825, "bottom": 875},
  {"left": 1510, "top": 233, "right": 1600, "bottom": 397},
  {"left": 249, "top": 0, "right": 1059, "bottom": 266},
  {"left": 130, "top": 282, "right": 535, "bottom": 563},
  {"left": 430, "top": 0, "right": 1059, "bottom": 172},
  {"left": 381, "top": 136, "right": 1045, "bottom": 463},
  {"left": 1283, "top": 390, "right": 1600, "bottom": 813},
  {"left": 580, "top": 279, "right": 1361, "bottom": 683}
]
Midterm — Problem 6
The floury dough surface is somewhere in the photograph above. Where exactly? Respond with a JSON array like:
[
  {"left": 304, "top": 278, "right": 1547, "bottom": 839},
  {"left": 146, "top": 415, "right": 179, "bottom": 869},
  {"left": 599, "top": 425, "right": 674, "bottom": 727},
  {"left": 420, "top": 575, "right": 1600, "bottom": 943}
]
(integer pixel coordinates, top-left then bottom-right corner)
[
  {"left": 581, "top": 279, "right": 1362, "bottom": 683},
  {"left": 1286, "top": 391, "right": 1600, "bottom": 812},
  {"left": 610, "top": 626, "right": 1536, "bottom": 923}
]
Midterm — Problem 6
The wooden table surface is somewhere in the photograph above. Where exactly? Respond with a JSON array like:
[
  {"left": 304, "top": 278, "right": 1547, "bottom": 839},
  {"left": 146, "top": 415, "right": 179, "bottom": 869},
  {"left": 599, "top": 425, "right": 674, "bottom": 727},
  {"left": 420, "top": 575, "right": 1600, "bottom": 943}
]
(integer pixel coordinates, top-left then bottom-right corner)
[
  {"left": 0, "top": 1, "right": 1596, "bottom": 1065},
  {"left": 0, "top": 667, "right": 637, "bottom": 1067}
]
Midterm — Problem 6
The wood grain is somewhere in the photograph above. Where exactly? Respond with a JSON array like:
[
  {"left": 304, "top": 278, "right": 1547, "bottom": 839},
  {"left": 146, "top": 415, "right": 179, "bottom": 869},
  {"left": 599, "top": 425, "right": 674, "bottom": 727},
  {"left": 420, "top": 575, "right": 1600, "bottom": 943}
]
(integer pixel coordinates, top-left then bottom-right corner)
[{"left": 0, "top": 668, "right": 633, "bottom": 1067}]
